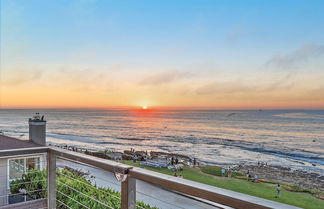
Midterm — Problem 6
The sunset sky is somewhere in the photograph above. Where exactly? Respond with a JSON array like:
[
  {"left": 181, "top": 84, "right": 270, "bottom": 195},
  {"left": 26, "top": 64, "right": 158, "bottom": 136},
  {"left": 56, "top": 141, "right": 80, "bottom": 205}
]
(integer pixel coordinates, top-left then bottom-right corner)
[{"left": 1, "top": 0, "right": 324, "bottom": 109}]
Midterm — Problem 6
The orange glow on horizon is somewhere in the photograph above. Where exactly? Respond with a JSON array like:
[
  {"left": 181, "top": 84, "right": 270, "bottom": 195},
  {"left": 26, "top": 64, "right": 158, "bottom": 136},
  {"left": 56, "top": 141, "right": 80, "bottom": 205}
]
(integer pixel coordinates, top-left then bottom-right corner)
[{"left": 1, "top": 77, "right": 324, "bottom": 110}]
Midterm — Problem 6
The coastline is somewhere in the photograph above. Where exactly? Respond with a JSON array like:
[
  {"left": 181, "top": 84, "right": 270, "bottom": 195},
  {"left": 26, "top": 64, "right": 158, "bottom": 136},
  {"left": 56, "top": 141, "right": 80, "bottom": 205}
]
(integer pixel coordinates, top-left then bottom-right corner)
[
  {"left": 51, "top": 143, "right": 324, "bottom": 194},
  {"left": 234, "top": 164, "right": 324, "bottom": 192}
]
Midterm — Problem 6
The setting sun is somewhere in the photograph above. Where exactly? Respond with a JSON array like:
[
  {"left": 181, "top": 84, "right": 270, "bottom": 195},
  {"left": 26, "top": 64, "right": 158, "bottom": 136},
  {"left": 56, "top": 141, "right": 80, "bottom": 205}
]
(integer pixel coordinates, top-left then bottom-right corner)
[{"left": 142, "top": 106, "right": 148, "bottom": 110}]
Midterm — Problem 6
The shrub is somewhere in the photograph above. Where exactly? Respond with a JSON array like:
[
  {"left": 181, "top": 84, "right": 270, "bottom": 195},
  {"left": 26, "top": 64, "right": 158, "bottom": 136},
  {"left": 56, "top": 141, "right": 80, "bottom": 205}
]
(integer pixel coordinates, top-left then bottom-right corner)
[
  {"left": 10, "top": 168, "right": 158, "bottom": 209},
  {"left": 10, "top": 169, "right": 47, "bottom": 199}
]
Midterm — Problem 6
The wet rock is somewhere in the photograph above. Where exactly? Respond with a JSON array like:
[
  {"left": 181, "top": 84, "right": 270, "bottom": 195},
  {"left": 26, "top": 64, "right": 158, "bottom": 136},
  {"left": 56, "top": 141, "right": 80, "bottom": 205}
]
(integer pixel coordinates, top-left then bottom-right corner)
[
  {"left": 135, "top": 151, "right": 146, "bottom": 157},
  {"left": 124, "top": 150, "right": 133, "bottom": 155},
  {"left": 122, "top": 154, "right": 133, "bottom": 160},
  {"left": 106, "top": 152, "right": 123, "bottom": 160},
  {"left": 235, "top": 164, "right": 324, "bottom": 191}
]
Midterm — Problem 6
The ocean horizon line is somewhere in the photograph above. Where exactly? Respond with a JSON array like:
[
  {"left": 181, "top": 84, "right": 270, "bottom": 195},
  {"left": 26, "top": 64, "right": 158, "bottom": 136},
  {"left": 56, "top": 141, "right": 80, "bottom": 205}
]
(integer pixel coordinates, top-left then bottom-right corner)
[{"left": 1, "top": 106, "right": 324, "bottom": 111}]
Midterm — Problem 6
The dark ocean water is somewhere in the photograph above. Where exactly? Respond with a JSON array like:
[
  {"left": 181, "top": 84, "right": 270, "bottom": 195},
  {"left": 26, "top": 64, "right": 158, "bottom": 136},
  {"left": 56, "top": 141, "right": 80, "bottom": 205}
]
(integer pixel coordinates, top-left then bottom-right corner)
[{"left": 0, "top": 109, "right": 323, "bottom": 174}]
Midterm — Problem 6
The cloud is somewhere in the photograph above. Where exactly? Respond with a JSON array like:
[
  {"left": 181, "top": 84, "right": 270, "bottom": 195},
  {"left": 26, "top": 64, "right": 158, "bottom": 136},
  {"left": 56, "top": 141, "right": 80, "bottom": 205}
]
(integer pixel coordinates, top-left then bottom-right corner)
[
  {"left": 266, "top": 44, "right": 324, "bottom": 69},
  {"left": 2, "top": 69, "right": 43, "bottom": 86},
  {"left": 196, "top": 81, "right": 255, "bottom": 95},
  {"left": 195, "top": 75, "right": 298, "bottom": 95},
  {"left": 138, "top": 70, "right": 192, "bottom": 85},
  {"left": 259, "top": 73, "right": 295, "bottom": 92}
]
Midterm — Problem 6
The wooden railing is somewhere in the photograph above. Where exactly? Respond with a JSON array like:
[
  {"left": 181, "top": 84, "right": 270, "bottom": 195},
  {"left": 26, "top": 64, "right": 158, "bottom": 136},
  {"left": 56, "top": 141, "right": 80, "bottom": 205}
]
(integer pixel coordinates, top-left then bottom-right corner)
[{"left": 0, "top": 147, "right": 301, "bottom": 209}]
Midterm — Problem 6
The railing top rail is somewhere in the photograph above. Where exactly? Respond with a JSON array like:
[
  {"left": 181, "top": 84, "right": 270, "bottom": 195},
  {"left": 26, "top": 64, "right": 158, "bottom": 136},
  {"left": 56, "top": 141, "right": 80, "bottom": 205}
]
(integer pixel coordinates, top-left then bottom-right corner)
[
  {"left": 49, "top": 147, "right": 132, "bottom": 174},
  {"left": 129, "top": 167, "right": 301, "bottom": 209},
  {"left": 0, "top": 147, "right": 49, "bottom": 158}
]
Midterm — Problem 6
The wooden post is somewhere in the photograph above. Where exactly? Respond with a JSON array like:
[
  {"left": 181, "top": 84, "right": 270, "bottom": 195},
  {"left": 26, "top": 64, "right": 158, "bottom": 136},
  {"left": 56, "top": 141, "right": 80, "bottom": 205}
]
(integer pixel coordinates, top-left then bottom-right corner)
[
  {"left": 47, "top": 150, "right": 56, "bottom": 209},
  {"left": 121, "top": 175, "right": 136, "bottom": 209}
]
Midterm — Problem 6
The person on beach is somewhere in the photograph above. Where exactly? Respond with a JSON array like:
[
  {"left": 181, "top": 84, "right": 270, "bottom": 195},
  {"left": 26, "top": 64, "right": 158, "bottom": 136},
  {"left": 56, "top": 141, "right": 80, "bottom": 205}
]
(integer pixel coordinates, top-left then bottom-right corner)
[
  {"left": 275, "top": 184, "right": 281, "bottom": 198},
  {"left": 227, "top": 168, "right": 232, "bottom": 178},
  {"left": 252, "top": 175, "right": 259, "bottom": 183},
  {"left": 132, "top": 155, "right": 137, "bottom": 163},
  {"left": 221, "top": 168, "right": 225, "bottom": 176}
]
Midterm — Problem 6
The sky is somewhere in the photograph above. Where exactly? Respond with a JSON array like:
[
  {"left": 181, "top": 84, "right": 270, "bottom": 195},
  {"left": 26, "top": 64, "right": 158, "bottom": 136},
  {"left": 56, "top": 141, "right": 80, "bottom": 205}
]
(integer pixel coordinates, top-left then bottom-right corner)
[{"left": 1, "top": 0, "right": 324, "bottom": 109}]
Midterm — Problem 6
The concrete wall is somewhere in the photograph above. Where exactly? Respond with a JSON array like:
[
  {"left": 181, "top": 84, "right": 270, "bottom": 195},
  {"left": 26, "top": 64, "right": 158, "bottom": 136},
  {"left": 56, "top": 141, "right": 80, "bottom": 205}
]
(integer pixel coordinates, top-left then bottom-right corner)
[
  {"left": 0, "top": 158, "right": 8, "bottom": 206},
  {"left": 29, "top": 121, "right": 46, "bottom": 146}
]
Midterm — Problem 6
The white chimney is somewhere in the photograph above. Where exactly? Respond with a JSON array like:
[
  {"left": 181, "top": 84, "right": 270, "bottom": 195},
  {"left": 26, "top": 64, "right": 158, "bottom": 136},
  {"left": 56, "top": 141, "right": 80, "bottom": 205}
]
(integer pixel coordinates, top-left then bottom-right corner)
[{"left": 29, "top": 113, "right": 46, "bottom": 146}]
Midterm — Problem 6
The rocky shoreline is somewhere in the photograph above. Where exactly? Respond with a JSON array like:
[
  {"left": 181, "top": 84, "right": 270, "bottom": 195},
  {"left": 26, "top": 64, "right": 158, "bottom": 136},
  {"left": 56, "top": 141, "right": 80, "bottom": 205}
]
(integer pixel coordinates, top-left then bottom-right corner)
[{"left": 234, "top": 164, "right": 324, "bottom": 192}]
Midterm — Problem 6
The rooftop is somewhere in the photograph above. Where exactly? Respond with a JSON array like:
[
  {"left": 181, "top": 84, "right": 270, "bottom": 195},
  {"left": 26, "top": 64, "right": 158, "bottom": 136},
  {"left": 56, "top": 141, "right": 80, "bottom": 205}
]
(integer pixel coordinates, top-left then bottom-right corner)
[{"left": 0, "top": 135, "right": 42, "bottom": 151}]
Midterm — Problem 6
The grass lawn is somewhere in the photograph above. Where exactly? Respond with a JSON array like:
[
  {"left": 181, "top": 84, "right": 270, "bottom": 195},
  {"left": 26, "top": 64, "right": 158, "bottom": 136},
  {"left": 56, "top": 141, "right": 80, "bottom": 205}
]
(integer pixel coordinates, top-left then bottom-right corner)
[{"left": 121, "top": 161, "right": 324, "bottom": 209}]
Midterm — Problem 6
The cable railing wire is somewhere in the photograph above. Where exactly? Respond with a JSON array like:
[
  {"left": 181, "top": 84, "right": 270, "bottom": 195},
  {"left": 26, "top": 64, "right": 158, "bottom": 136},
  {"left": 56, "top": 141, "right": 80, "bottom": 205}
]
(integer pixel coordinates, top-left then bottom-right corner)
[
  {"left": 0, "top": 189, "right": 47, "bottom": 208},
  {"left": 0, "top": 174, "right": 46, "bottom": 179},
  {"left": 57, "top": 172, "right": 121, "bottom": 201},
  {"left": 57, "top": 180, "right": 115, "bottom": 209},
  {"left": 56, "top": 158, "right": 121, "bottom": 187},
  {"left": 0, "top": 199, "right": 48, "bottom": 208},
  {"left": 56, "top": 198, "right": 73, "bottom": 209},
  {"left": 56, "top": 165, "right": 121, "bottom": 187},
  {"left": 57, "top": 190, "right": 91, "bottom": 209},
  {"left": 89, "top": 174, "right": 121, "bottom": 186},
  {"left": 0, "top": 189, "right": 46, "bottom": 199},
  {"left": 57, "top": 171, "right": 155, "bottom": 209},
  {"left": 0, "top": 179, "right": 46, "bottom": 188}
]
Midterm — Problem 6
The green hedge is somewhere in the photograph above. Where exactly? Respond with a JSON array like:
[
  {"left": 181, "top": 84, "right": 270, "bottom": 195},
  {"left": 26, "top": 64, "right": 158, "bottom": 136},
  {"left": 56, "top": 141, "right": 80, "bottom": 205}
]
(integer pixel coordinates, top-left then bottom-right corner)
[
  {"left": 10, "top": 169, "right": 47, "bottom": 199},
  {"left": 10, "top": 169, "right": 158, "bottom": 209}
]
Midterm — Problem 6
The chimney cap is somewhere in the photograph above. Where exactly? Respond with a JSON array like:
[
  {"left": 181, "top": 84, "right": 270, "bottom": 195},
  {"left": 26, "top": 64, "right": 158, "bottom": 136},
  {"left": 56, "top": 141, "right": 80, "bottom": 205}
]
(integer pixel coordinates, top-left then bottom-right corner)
[{"left": 29, "top": 113, "right": 46, "bottom": 122}]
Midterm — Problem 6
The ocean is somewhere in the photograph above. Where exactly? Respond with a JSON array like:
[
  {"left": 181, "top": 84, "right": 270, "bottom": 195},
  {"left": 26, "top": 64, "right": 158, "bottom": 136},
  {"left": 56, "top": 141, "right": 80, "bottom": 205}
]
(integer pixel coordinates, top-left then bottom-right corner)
[{"left": 1, "top": 109, "right": 323, "bottom": 175}]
